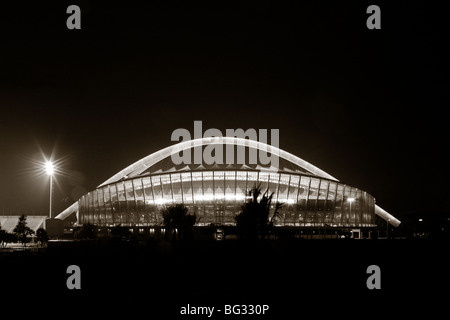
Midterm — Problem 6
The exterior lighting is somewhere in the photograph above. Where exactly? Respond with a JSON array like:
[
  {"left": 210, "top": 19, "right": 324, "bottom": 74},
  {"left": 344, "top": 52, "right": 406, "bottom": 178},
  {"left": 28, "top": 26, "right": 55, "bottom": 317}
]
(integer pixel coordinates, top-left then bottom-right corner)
[
  {"left": 45, "top": 161, "right": 54, "bottom": 176},
  {"left": 45, "top": 161, "right": 54, "bottom": 219}
]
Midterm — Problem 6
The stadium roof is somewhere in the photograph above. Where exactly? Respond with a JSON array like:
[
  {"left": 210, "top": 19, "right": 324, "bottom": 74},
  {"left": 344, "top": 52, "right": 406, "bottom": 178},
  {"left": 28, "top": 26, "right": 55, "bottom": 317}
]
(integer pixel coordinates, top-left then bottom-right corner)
[
  {"left": 97, "top": 137, "right": 338, "bottom": 187},
  {"left": 0, "top": 216, "right": 46, "bottom": 233},
  {"left": 55, "top": 137, "right": 400, "bottom": 226}
]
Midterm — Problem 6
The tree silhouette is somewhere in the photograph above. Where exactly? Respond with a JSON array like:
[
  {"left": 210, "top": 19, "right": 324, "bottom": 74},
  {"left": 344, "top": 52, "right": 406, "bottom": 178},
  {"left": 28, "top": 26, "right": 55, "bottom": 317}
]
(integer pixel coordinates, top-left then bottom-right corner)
[
  {"left": 0, "top": 224, "right": 5, "bottom": 248},
  {"left": 161, "top": 204, "right": 197, "bottom": 243},
  {"left": 0, "top": 228, "right": 15, "bottom": 248},
  {"left": 268, "top": 202, "right": 284, "bottom": 238},
  {"left": 179, "top": 210, "right": 198, "bottom": 246},
  {"left": 74, "top": 223, "right": 97, "bottom": 239},
  {"left": 36, "top": 227, "right": 49, "bottom": 246},
  {"left": 13, "top": 215, "right": 35, "bottom": 246},
  {"left": 235, "top": 186, "right": 284, "bottom": 241}
]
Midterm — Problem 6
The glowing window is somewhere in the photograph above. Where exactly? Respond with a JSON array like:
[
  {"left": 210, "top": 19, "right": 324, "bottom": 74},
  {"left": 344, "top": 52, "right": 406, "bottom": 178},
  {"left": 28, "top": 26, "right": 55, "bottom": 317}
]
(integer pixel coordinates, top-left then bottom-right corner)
[
  {"left": 191, "top": 172, "right": 202, "bottom": 181},
  {"left": 214, "top": 171, "right": 225, "bottom": 181},
  {"left": 203, "top": 171, "right": 213, "bottom": 181},
  {"left": 225, "top": 171, "right": 235, "bottom": 180},
  {"left": 171, "top": 173, "right": 181, "bottom": 183}
]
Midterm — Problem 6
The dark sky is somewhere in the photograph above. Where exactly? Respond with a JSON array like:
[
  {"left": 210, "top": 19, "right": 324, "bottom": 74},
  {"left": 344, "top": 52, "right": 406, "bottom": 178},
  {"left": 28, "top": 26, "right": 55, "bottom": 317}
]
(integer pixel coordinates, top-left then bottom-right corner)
[{"left": 0, "top": 1, "right": 448, "bottom": 217}]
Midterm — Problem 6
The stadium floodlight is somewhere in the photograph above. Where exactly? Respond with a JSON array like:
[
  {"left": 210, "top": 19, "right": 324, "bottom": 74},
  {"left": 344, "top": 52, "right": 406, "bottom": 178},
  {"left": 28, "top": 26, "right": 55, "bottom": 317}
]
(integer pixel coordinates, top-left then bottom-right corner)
[{"left": 45, "top": 161, "right": 54, "bottom": 176}]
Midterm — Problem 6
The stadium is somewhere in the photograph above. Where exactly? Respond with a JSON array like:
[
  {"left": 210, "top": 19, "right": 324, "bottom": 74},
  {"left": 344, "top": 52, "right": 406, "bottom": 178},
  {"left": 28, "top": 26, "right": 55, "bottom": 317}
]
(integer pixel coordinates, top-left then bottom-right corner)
[{"left": 55, "top": 137, "right": 400, "bottom": 238}]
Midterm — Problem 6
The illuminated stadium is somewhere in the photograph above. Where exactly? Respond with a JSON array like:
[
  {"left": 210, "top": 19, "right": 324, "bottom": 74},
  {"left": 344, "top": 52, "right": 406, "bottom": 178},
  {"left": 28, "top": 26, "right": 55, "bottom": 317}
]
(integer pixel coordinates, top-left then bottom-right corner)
[{"left": 55, "top": 137, "right": 400, "bottom": 236}]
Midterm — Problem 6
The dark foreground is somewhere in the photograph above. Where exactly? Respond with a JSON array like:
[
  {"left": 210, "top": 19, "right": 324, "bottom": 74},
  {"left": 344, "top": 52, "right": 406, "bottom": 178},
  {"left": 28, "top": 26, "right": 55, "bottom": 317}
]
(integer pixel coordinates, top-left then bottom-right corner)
[{"left": 1, "top": 238, "right": 448, "bottom": 319}]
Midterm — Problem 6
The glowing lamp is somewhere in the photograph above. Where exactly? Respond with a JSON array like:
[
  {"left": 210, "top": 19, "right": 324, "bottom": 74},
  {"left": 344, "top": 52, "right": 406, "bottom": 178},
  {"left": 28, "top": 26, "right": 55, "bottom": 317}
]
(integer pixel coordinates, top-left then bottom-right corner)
[{"left": 45, "top": 161, "right": 54, "bottom": 175}]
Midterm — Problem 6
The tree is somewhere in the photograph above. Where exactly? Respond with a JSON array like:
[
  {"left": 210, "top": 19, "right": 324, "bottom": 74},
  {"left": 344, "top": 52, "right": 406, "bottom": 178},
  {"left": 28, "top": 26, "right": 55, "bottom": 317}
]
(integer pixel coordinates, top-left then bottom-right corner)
[
  {"left": 234, "top": 186, "right": 284, "bottom": 241},
  {"left": 1, "top": 230, "right": 15, "bottom": 248},
  {"left": 0, "top": 224, "right": 16, "bottom": 248},
  {"left": 161, "top": 204, "right": 197, "bottom": 243},
  {"left": 179, "top": 210, "right": 198, "bottom": 246},
  {"left": 0, "top": 224, "right": 5, "bottom": 248},
  {"left": 36, "top": 228, "right": 49, "bottom": 246},
  {"left": 13, "top": 215, "right": 35, "bottom": 246},
  {"left": 74, "top": 223, "right": 97, "bottom": 240},
  {"left": 268, "top": 202, "right": 284, "bottom": 238}
]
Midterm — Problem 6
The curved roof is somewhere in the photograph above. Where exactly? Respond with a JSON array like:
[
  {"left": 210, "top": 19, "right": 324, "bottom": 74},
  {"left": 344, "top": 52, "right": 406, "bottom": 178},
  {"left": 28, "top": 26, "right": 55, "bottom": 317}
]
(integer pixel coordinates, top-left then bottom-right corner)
[
  {"left": 97, "top": 137, "right": 338, "bottom": 187},
  {"left": 55, "top": 137, "right": 400, "bottom": 226}
]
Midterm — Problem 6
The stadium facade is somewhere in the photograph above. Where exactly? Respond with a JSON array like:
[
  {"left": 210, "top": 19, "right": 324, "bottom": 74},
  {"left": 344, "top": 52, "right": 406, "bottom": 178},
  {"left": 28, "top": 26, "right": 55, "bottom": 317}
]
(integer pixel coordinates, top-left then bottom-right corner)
[{"left": 55, "top": 137, "right": 400, "bottom": 235}]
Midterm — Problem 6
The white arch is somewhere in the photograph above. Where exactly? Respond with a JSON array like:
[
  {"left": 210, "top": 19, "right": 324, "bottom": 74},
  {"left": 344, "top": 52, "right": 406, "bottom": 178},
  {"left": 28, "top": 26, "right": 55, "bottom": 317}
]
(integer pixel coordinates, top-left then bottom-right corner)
[
  {"left": 375, "top": 205, "right": 401, "bottom": 227},
  {"left": 97, "top": 137, "right": 338, "bottom": 187},
  {"left": 55, "top": 201, "right": 78, "bottom": 221},
  {"left": 55, "top": 138, "right": 400, "bottom": 226}
]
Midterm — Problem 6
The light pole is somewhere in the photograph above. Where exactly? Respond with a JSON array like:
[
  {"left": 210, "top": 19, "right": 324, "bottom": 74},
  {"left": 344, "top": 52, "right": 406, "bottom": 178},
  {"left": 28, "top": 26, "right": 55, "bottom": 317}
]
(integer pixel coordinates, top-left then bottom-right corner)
[{"left": 45, "top": 161, "right": 54, "bottom": 219}]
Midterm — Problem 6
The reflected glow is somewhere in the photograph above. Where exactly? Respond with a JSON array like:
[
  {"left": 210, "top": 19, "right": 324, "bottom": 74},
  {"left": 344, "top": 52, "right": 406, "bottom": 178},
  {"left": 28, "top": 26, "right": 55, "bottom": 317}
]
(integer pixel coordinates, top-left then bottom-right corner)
[{"left": 154, "top": 198, "right": 168, "bottom": 205}]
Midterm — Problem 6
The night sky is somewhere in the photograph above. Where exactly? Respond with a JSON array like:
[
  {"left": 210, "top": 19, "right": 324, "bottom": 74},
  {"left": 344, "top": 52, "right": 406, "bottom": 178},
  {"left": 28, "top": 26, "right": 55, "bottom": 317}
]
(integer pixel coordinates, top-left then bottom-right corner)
[{"left": 0, "top": 1, "right": 448, "bottom": 218}]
